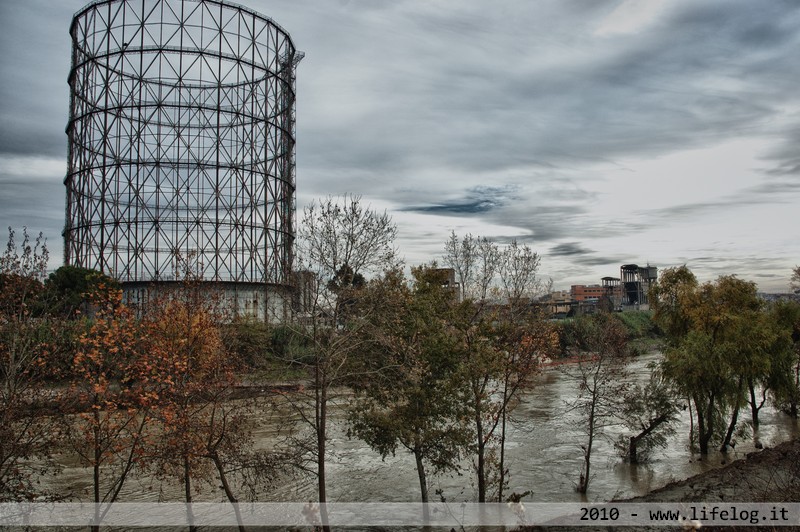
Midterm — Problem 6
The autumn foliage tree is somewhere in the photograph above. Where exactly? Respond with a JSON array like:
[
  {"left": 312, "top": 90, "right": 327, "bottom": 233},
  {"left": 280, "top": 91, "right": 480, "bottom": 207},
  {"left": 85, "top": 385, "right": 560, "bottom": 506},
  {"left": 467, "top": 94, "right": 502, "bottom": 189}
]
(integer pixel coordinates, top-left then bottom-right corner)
[
  {"left": 140, "top": 277, "right": 280, "bottom": 532},
  {"left": 60, "top": 286, "right": 161, "bottom": 532}
]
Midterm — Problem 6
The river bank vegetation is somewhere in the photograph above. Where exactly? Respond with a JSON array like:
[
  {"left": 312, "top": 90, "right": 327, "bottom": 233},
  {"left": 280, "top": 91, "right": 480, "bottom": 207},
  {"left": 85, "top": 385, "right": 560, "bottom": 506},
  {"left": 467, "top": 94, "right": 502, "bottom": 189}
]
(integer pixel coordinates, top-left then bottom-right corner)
[{"left": 2, "top": 199, "right": 799, "bottom": 518}]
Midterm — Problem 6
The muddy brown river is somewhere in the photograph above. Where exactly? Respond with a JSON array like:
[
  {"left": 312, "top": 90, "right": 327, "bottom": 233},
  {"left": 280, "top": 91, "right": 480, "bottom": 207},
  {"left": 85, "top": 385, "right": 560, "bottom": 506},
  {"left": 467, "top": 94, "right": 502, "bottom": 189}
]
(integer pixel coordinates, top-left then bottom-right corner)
[{"left": 47, "top": 352, "right": 800, "bottom": 504}]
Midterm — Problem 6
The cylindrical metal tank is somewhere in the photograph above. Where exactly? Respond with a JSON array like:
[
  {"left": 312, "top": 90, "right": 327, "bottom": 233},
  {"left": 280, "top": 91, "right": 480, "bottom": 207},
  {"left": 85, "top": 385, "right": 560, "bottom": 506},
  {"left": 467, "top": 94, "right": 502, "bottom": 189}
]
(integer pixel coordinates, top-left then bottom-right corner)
[{"left": 64, "top": 0, "right": 301, "bottom": 319}]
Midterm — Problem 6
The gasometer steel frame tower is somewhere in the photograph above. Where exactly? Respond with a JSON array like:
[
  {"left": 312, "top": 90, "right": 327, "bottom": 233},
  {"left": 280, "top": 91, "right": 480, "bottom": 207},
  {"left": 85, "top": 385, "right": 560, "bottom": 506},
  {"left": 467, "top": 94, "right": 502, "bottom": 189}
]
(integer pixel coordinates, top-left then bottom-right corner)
[{"left": 64, "top": 0, "right": 302, "bottom": 320}]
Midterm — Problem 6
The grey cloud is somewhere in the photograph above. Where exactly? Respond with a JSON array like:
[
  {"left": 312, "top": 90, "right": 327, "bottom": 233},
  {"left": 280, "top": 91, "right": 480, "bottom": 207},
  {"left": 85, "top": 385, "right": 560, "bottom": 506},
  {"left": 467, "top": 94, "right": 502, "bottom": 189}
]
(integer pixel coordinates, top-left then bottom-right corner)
[
  {"left": 670, "top": 254, "right": 796, "bottom": 285},
  {"left": 404, "top": 185, "right": 518, "bottom": 215},
  {"left": 290, "top": 0, "right": 800, "bottom": 217},
  {"left": 2, "top": 0, "right": 798, "bottom": 290},
  {"left": 308, "top": 0, "right": 797, "bottom": 195},
  {"left": 550, "top": 242, "right": 593, "bottom": 257},
  {"left": 548, "top": 241, "right": 626, "bottom": 268},
  {"left": 572, "top": 254, "right": 628, "bottom": 268},
  {"left": 640, "top": 182, "right": 797, "bottom": 223},
  {"left": 0, "top": 1, "right": 74, "bottom": 159},
  {"left": 764, "top": 126, "right": 800, "bottom": 176}
]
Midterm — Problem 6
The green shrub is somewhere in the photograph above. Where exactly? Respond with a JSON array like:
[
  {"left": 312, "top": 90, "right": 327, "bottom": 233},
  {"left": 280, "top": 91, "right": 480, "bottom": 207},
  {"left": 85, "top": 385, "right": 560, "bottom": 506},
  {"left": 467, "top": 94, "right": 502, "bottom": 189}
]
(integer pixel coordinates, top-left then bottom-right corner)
[
  {"left": 613, "top": 311, "right": 656, "bottom": 339},
  {"left": 223, "top": 318, "right": 272, "bottom": 368}
]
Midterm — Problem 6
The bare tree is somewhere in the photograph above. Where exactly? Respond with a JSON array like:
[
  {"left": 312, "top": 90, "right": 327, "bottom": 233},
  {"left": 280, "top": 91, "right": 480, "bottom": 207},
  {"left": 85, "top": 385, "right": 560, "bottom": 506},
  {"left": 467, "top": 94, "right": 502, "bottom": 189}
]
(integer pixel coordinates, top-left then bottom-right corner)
[
  {"left": 474, "top": 237, "right": 501, "bottom": 301},
  {"left": 443, "top": 232, "right": 500, "bottom": 301},
  {"left": 499, "top": 240, "right": 541, "bottom": 316},
  {"left": 291, "top": 194, "right": 400, "bottom": 524},
  {"left": 443, "top": 231, "right": 476, "bottom": 301},
  {"left": 792, "top": 266, "right": 800, "bottom": 294},
  {"left": 298, "top": 194, "right": 398, "bottom": 281}
]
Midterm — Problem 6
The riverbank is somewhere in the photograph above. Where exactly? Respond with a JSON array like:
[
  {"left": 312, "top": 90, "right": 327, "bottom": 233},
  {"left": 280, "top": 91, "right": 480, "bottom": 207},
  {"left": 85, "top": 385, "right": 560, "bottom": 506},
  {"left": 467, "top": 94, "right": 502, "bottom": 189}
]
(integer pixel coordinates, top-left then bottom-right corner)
[
  {"left": 524, "top": 436, "right": 800, "bottom": 531},
  {"left": 625, "top": 436, "right": 800, "bottom": 505}
]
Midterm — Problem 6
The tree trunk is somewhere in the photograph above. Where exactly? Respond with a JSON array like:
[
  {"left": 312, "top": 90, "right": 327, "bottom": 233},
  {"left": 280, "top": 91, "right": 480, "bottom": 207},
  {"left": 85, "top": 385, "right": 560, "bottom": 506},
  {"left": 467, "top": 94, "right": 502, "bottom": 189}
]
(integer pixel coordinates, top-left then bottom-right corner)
[
  {"left": 792, "top": 362, "right": 800, "bottom": 418},
  {"left": 747, "top": 378, "right": 760, "bottom": 429},
  {"left": 687, "top": 396, "right": 694, "bottom": 449},
  {"left": 211, "top": 451, "right": 246, "bottom": 532},
  {"left": 721, "top": 377, "right": 743, "bottom": 452},
  {"left": 93, "top": 409, "right": 100, "bottom": 532},
  {"left": 628, "top": 412, "right": 669, "bottom": 464},
  {"left": 498, "top": 392, "right": 508, "bottom": 502},
  {"left": 184, "top": 453, "right": 197, "bottom": 532},
  {"left": 315, "top": 357, "right": 330, "bottom": 532},
  {"left": 696, "top": 396, "right": 709, "bottom": 455},
  {"left": 721, "top": 403, "right": 740, "bottom": 452},
  {"left": 475, "top": 390, "right": 486, "bottom": 503},
  {"left": 414, "top": 447, "right": 429, "bottom": 503},
  {"left": 579, "top": 401, "right": 596, "bottom": 494},
  {"left": 414, "top": 446, "right": 431, "bottom": 529}
]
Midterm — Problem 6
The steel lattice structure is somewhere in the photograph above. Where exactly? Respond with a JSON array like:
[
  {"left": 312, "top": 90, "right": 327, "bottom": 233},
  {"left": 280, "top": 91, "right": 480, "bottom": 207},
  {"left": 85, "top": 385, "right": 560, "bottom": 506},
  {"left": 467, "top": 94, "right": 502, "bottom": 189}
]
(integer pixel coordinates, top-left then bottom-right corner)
[{"left": 64, "top": 0, "right": 301, "bottom": 306}]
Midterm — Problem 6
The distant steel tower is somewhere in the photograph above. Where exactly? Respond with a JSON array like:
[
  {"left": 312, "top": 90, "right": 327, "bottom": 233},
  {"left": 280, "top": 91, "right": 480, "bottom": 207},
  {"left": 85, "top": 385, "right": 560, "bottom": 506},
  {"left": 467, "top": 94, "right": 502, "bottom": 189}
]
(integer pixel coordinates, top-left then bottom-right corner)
[{"left": 64, "top": 0, "right": 302, "bottom": 319}]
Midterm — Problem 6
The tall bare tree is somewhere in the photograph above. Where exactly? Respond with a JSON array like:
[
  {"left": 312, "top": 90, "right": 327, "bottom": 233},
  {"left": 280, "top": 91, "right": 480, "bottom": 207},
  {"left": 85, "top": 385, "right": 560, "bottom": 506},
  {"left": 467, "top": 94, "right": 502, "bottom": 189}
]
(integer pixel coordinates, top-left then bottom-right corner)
[
  {"left": 443, "top": 231, "right": 476, "bottom": 301},
  {"left": 292, "top": 194, "right": 399, "bottom": 523},
  {"left": 299, "top": 194, "right": 398, "bottom": 281},
  {"left": 474, "top": 237, "right": 501, "bottom": 301},
  {"left": 499, "top": 240, "right": 541, "bottom": 316},
  {"left": 443, "top": 232, "right": 500, "bottom": 301}
]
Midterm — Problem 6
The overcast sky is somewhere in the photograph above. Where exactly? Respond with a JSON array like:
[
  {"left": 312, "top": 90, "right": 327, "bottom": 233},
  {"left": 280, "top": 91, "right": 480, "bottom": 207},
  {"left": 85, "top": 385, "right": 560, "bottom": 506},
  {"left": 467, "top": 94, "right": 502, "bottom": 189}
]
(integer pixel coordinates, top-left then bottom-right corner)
[{"left": 1, "top": 0, "right": 798, "bottom": 292}]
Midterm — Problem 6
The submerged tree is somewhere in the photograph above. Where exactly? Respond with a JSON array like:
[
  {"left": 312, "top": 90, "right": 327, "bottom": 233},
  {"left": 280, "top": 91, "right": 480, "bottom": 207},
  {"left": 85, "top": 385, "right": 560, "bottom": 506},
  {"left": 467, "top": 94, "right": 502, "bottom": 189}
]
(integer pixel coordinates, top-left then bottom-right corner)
[
  {"left": 443, "top": 234, "right": 555, "bottom": 501},
  {"left": 617, "top": 369, "right": 679, "bottom": 463},
  {"left": 653, "top": 268, "right": 789, "bottom": 454},
  {"left": 563, "top": 313, "right": 629, "bottom": 493},
  {"left": 348, "top": 267, "right": 473, "bottom": 504},
  {"left": 768, "top": 300, "right": 800, "bottom": 418}
]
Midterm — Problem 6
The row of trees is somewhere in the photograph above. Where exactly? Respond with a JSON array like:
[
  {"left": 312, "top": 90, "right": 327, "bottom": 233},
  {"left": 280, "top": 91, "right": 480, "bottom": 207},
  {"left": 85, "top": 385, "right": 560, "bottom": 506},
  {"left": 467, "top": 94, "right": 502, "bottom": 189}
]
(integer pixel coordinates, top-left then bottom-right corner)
[
  {"left": 563, "top": 265, "right": 800, "bottom": 493},
  {"left": 292, "top": 195, "right": 560, "bottom": 512},
  {"left": 0, "top": 230, "right": 289, "bottom": 529},
  {"left": 651, "top": 266, "right": 800, "bottom": 455}
]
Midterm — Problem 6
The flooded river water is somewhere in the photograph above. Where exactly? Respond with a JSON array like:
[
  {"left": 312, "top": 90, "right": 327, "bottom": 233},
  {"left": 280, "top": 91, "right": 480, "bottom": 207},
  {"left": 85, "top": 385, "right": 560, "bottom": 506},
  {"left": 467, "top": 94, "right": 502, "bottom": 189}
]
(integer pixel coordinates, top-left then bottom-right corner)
[
  {"left": 270, "top": 352, "right": 799, "bottom": 504},
  {"left": 51, "top": 352, "right": 799, "bottom": 504}
]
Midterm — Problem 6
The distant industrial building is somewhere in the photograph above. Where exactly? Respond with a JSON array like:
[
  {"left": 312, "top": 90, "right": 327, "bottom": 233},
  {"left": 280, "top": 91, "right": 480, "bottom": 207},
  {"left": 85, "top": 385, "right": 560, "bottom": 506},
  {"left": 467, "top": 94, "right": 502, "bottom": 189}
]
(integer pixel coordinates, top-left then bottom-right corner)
[
  {"left": 544, "top": 263, "right": 658, "bottom": 317},
  {"left": 620, "top": 264, "right": 657, "bottom": 310},
  {"left": 570, "top": 284, "right": 604, "bottom": 302}
]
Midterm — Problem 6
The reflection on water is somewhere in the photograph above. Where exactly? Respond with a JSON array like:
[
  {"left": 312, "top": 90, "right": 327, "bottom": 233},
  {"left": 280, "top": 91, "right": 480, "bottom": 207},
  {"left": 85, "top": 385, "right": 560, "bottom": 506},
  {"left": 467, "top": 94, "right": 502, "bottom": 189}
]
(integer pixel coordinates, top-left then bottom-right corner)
[{"left": 50, "top": 352, "right": 799, "bottom": 503}]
